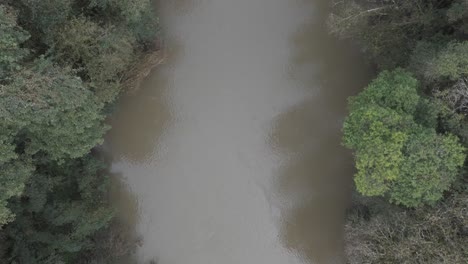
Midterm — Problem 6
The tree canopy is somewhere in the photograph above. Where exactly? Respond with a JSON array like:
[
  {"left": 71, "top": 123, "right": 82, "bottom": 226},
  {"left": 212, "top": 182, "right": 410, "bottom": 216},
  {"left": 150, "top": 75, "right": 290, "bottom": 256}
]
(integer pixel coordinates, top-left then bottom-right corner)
[
  {"left": 329, "top": 1, "right": 468, "bottom": 262},
  {"left": 343, "top": 69, "right": 466, "bottom": 207},
  {"left": 0, "top": 0, "right": 159, "bottom": 262}
]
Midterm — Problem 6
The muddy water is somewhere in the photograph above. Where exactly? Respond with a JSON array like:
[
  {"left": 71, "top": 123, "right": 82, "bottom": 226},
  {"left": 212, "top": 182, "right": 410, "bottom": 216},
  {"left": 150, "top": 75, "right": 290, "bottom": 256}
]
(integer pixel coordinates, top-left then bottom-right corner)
[{"left": 106, "top": 0, "right": 372, "bottom": 263}]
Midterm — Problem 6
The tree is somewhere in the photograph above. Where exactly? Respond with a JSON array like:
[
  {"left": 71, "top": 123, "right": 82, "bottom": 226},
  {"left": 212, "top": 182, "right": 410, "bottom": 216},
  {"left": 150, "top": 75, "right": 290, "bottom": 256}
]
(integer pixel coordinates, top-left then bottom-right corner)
[
  {"left": 0, "top": 58, "right": 107, "bottom": 226},
  {"left": 411, "top": 41, "right": 468, "bottom": 83},
  {"left": 18, "top": 0, "right": 72, "bottom": 45},
  {"left": 393, "top": 130, "right": 465, "bottom": 207},
  {"left": 1, "top": 58, "right": 107, "bottom": 160},
  {"left": 88, "top": 0, "right": 153, "bottom": 23},
  {"left": 0, "top": 5, "right": 33, "bottom": 225},
  {"left": 343, "top": 69, "right": 465, "bottom": 207},
  {"left": 0, "top": 5, "right": 29, "bottom": 81},
  {"left": 446, "top": 0, "right": 468, "bottom": 34},
  {"left": 344, "top": 106, "right": 410, "bottom": 196},
  {"left": 0, "top": 1, "right": 161, "bottom": 262},
  {"left": 328, "top": 0, "right": 463, "bottom": 69},
  {"left": 52, "top": 17, "right": 136, "bottom": 103},
  {"left": 4, "top": 156, "right": 114, "bottom": 264},
  {"left": 345, "top": 192, "right": 468, "bottom": 263}
]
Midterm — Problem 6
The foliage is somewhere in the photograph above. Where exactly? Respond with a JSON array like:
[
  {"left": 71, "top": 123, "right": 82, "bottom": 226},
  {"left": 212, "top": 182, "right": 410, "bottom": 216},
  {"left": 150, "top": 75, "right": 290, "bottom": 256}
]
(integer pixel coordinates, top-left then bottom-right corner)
[
  {"left": 0, "top": 0, "right": 160, "bottom": 262},
  {"left": 2, "top": 59, "right": 107, "bottom": 160},
  {"left": 88, "top": 0, "right": 159, "bottom": 45},
  {"left": 332, "top": 0, "right": 468, "bottom": 262},
  {"left": 0, "top": 5, "right": 29, "bottom": 81},
  {"left": 344, "top": 106, "right": 409, "bottom": 196},
  {"left": 89, "top": 0, "right": 152, "bottom": 23},
  {"left": 18, "top": 0, "right": 72, "bottom": 44},
  {"left": 393, "top": 130, "right": 465, "bottom": 207},
  {"left": 343, "top": 70, "right": 466, "bottom": 207},
  {"left": 328, "top": 0, "right": 435, "bottom": 68},
  {"left": 411, "top": 41, "right": 468, "bottom": 83},
  {"left": 328, "top": 0, "right": 467, "bottom": 69},
  {"left": 345, "top": 192, "right": 468, "bottom": 264},
  {"left": 4, "top": 157, "right": 114, "bottom": 264},
  {"left": 433, "top": 42, "right": 468, "bottom": 81},
  {"left": 52, "top": 17, "right": 136, "bottom": 103},
  {"left": 0, "top": 57, "right": 106, "bottom": 226},
  {"left": 0, "top": 160, "right": 33, "bottom": 226}
]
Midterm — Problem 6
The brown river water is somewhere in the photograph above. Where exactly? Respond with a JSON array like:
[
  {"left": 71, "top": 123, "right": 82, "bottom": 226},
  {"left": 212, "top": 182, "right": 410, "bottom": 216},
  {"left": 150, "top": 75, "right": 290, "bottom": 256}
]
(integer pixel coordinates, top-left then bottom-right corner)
[{"left": 105, "top": 0, "right": 373, "bottom": 263}]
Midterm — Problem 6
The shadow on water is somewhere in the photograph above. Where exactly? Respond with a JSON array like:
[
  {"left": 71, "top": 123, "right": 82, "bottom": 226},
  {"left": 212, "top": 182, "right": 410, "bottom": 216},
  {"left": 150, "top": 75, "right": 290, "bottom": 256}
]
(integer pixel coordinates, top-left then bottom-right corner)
[
  {"left": 106, "top": 171, "right": 159, "bottom": 264},
  {"left": 271, "top": 1, "right": 374, "bottom": 263},
  {"left": 105, "top": 65, "right": 172, "bottom": 164},
  {"left": 103, "top": 171, "right": 142, "bottom": 264}
]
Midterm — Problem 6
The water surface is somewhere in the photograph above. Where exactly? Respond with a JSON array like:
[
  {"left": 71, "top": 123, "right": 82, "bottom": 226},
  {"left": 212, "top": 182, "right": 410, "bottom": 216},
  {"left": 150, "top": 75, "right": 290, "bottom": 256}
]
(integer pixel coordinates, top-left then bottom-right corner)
[{"left": 106, "top": 0, "right": 372, "bottom": 263}]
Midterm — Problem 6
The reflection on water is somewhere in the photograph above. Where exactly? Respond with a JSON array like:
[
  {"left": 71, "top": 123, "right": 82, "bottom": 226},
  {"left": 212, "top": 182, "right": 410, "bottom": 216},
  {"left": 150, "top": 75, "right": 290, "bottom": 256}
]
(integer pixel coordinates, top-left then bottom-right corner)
[
  {"left": 106, "top": 0, "right": 373, "bottom": 263},
  {"left": 272, "top": 2, "right": 373, "bottom": 262},
  {"left": 106, "top": 69, "right": 172, "bottom": 164}
]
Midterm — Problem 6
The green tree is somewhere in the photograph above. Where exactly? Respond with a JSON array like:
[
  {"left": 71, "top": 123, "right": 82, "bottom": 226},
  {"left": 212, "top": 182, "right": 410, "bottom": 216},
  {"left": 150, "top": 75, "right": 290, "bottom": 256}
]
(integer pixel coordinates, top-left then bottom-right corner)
[
  {"left": 344, "top": 106, "right": 410, "bottom": 196},
  {"left": 2, "top": 58, "right": 107, "bottom": 160},
  {"left": 18, "top": 0, "right": 72, "bottom": 44},
  {"left": 343, "top": 70, "right": 466, "bottom": 207},
  {"left": 88, "top": 0, "right": 153, "bottom": 23},
  {"left": 0, "top": 5, "right": 33, "bottom": 225},
  {"left": 0, "top": 5, "right": 29, "bottom": 81},
  {"left": 52, "top": 17, "right": 136, "bottom": 103},
  {"left": 411, "top": 41, "right": 468, "bottom": 82},
  {"left": 393, "top": 130, "right": 465, "bottom": 207},
  {"left": 4, "top": 157, "right": 114, "bottom": 264},
  {"left": 0, "top": 59, "right": 107, "bottom": 226},
  {"left": 446, "top": 0, "right": 468, "bottom": 34},
  {"left": 0, "top": 0, "right": 160, "bottom": 262}
]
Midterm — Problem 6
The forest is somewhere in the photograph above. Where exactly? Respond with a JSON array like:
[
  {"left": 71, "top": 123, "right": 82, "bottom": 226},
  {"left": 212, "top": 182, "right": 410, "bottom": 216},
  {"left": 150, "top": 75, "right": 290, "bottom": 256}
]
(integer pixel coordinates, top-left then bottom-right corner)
[
  {"left": 0, "top": 0, "right": 159, "bottom": 263},
  {"left": 329, "top": 0, "right": 468, "bottom": 263}
]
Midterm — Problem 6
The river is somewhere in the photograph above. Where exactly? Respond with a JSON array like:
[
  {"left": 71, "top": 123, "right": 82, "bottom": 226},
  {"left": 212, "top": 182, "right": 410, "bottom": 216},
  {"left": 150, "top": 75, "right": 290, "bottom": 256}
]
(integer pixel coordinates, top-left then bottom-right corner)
[{"left": 105, "top": 0, "right": 372, "bottom": 263}]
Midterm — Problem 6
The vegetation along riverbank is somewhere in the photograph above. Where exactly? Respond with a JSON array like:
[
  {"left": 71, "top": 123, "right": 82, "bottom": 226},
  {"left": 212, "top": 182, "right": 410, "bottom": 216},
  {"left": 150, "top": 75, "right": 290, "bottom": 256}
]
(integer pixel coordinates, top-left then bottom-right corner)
[
  {"left": 0, "top": 0, "right": 160, "bottom": 263},
  {"left": 329, "top": 0, "right": 468, "bottom": 263}
]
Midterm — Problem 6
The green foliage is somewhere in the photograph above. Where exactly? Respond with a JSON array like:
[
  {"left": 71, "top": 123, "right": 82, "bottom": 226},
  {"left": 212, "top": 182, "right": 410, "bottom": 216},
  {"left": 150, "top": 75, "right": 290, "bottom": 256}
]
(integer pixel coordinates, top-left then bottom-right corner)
[
  {"left": 349, "top": 70, "right": 420, "bottom": 114},
  {"left": 343, "top": 70, "right": 466, "bottom": 207},
  {"left": 89, "top": 0, "right": 153, "bottom": 23},
  {"left": 393, "top": 131, "right": 465, "bottom": 207},
  {"left": 344, "top": 106, "right": 410, "bottom": 196},
  {"left": 447, "top": 0, "right": 468, "bottom": 34},
  {"left": 1, "top": 58, "right": 107, "bottom": 160},
  {"left": 88, "top": 0, "right": 159, "bottom": 45},
  {"left": 127, "top": 5, "right": 160, "bottom": 44},
  {"left": 0, "top": 58, "right": 106, "bottom": 226},
  {"left": 4, "top": 157, "right": 114, "bottom": 264},
  {"left": 0, "top": 5, "right": 29, "bottom": 81},
  {"left": 331, "top": 0, "right": 468, "bottom": 261},
  {"left": 411, "top": 41, "right": 468, "bottom": 82},
  {"left": 18, "top": 0, "right": 72, "bottom": 44},
  {"left": 52, "top": 17, "right": 136, "bottom": 103},
  {"left": 434, "top": 42, "right": 468, "bottom": 81},
  {"left": 0, "top": 160, "right": 33, "bottom": 226},
  {"left": 0, "top": 0, "right": 160, "bottom": 262}
]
